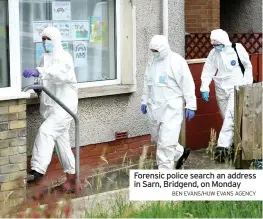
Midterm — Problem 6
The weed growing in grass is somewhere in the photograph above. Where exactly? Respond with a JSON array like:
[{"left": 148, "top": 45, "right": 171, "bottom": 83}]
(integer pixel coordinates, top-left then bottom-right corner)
[
  {"left": 84, "top": 200, "right": 262, "bottom": 218},
  {"left": 0, "top": 143, "right": 155, "bottom": 218},
  {"left": 123, "top": 200, "right": 262, "bottom": 218},
  {"left": 1, "top": 138, "right": 260, "bottom": 218}
]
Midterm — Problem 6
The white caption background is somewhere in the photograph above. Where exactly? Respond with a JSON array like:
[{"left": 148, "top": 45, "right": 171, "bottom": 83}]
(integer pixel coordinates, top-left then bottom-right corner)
[{"left": 129, "top": 170, "right": 263, "bottom": 201}]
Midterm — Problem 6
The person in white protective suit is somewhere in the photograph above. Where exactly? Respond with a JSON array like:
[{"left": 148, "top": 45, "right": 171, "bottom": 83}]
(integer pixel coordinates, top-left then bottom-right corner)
[
  {"left": 22, "top": 27, "right": 79, "bottom": 192},
  {"left": 141, "top": 35, "right": 197, "bottom": 170},
  {"left": 200, "top": 29, "right": 253, "bottom": 163}
]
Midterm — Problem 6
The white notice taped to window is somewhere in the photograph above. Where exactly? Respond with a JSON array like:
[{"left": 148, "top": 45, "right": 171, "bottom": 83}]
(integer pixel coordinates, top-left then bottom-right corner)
[
  {"left": 73, "top": 41, "right": 88, "bottom": 67},
  {"left": 33, "top": 22, "right": 53, "bottom": 42},
  {"left": 53, "top": 22, "right": 72, "bottom": 41},
  {"left": 129, "top": 170, "right": 263, "bottom": 201},
  {"left": 52, "top": 1, "right": 71, "bottom": 21}
]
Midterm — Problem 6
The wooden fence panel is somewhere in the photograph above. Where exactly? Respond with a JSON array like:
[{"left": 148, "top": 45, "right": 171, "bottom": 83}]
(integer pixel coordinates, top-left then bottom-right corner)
[
  {"left": 242, "top": 86, "right": 254, "bottom": 160},
  {"left": 235, "top": 82, "right": 262, "bottom": 163},
  {"left": 234, "top": 84, "right": 245, "bottom": 169},
  {"left": 252, "top": 83, "right": 262, "bottom": 159}
]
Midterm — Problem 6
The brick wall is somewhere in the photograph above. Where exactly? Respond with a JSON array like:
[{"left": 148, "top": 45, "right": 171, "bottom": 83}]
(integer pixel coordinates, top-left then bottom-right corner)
[
  {"left": 0, "top": 99, "right": 27, "bottom": 208},
  {"left": 185, "top": 0, "right": 220, "bottom": 33},
  {"left": 27, "top": 135, "right": 154, "bottom": 182}
]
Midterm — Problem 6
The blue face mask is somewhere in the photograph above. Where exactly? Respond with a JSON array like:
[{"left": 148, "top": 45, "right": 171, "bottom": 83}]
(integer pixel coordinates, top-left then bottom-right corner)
[
  {"left": 44, "top": 40, "right": 54, "bottom": 53},
  {"left": 153, "top": 52, "right": 160, "bottom": 58},
  {"left": 214, "top": 45, "right": 224, "bottom": 52}
]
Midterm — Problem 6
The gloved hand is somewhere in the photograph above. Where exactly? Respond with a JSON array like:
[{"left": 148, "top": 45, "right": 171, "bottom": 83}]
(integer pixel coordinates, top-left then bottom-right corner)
[
  {"left": 141, "top": 104, "right": 147, "bottom": 114},
  {"left": 202, "top": 92, "right": 209, "bottom": 102},
  {"left": 186, "top": 109, "right": 195, "bottom": 121},
  {"left": 23, "top": 69, "right": 40, "bottom": 78}
]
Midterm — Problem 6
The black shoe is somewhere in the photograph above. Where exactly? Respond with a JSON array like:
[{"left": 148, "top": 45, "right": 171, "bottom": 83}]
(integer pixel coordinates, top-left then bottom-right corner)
[
  {"left": 214, "top": 147, "right": 234, "bottom": 163},
  {"left": 27, "top": 170, "right": 44, "bottom": 184},
  {"left": 253, "top": 159, "right": 262, "bottom": 169},
  {"left": 176, "top": 148, "right": 190, "bottom": 169}
]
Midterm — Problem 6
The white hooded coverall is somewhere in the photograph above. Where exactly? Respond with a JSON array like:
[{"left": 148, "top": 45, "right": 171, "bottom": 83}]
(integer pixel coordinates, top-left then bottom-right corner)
[
  {"left": 200, "top": 29, "right": 253, "bottom": 149},
  {"left": 31, "top": 27, "right": 78, "bottom": 175},
  {"left": 142, "top": 35, "right": 197, "bottom": 170}
]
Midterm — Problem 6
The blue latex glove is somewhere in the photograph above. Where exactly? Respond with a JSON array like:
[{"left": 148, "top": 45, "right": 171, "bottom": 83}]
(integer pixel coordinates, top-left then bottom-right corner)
[
  {"left": 23, "top": 69, "right": 40, "bottom": 78},
  {"left": 186, "top": 109, "right": 195, "bottom": 121},
  {"left": 202, "top": 92, "right": 209, "bottom": 102},
  {"left": 141, "top": 104, "right": 147, "bottom": 114}
]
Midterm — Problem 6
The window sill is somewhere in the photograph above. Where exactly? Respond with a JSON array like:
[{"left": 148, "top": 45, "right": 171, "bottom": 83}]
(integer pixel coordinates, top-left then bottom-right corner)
[
  {"left": 78, "top": 84, "right": 137, "bottom": 98},
  {"left": 26, "top": 84, "right": 137, "bottom": 105},
  {"left": 0, "top": 91, "right": 31, "bottom": 101}
]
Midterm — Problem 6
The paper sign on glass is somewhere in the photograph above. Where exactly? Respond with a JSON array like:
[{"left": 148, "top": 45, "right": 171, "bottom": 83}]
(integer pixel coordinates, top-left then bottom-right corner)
[
  {"left": 89, "top": 17, "right": 102, "bottom": 43},
  {"left": 71, "top": 21, "right": 90, "bottom": 41},
  {"left": 33, "top": 22, "right": 53, "bottom": 42},
  {"left": 52, "top": 1, "right": 71, "bottom": 20},
  {"left": 73, "top": 41, "right": 88, "bottom": 67},
  {"left": 53, "top": 22, "right": 72, "bottom": 41}
]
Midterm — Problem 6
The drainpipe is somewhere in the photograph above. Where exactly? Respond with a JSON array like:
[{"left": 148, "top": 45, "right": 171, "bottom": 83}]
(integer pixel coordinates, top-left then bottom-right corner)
[
  {"left": 163, "top": 0, "right": 168, "bottom": 39},
  {"left": 131, "top": 0, "right": 136, "bottom": 85},
  {"left": 185, "top": 31, "right": 190, "bottom": 54}
]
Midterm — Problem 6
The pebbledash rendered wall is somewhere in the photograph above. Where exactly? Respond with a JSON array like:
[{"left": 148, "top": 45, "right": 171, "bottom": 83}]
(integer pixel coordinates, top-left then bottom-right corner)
[
  {"left": 220, "top": 0, "right": 262, "bottom": 33},
  {"left": 26, "top": 0, "right": 185, "bottom": 156}
]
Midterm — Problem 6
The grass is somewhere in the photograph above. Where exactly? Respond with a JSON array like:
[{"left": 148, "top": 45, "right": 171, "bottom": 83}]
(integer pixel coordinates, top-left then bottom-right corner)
[
  {"left": 2, "top": 128, "right": 262, "bottom": 218},
  {"left": 125, "top": 201, "right": 262, "bottom": 218},
  {"left": 84, "top": 200, "right": 262, "bottom": 218}
]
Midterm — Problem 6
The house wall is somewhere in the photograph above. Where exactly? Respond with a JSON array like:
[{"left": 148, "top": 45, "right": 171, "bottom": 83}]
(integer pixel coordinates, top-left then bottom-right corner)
[
  {"left": 185, "top": 0, "right": 220, "bottom": 33},
  {"left": 0, "top": 99, "right": 27, "bottom": 206},
  {"left": 26, "top": 0, "right": 185, "bottom": 156},
  {"left": 220, "top": 0, "right": 262, "bottom": 33}
]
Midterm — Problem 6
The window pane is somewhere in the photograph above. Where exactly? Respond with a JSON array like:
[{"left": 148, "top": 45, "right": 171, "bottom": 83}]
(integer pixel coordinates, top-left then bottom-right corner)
[
  {"left": 0, "top": 0, "right": 10, "bottom": 88},
  {"left": 19, "top": 0, "right": 116, "bottom": 88}
]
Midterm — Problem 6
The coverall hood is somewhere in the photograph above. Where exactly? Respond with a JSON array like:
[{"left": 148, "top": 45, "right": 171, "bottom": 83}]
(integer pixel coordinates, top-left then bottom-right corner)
[
  {"left": 210, "top": 29, "right": 231, "bottom": 46},
  {"left": 149, "top": 35, "right": 171, "bottom": 60},
  {"left": 41, "top": 27, "right": 64, "bottom": 54}
]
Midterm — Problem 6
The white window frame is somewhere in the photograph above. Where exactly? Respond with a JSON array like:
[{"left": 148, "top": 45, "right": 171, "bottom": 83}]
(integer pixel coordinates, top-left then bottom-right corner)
[
  {"left": 1, "top": 0, "right": 136, "bottom": 100},
  {"left": 0, "top": 0, "right": 21, "bottom": 96},
  {"left": 75, "top": 0, "right": 121, "bottom": 89}
]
